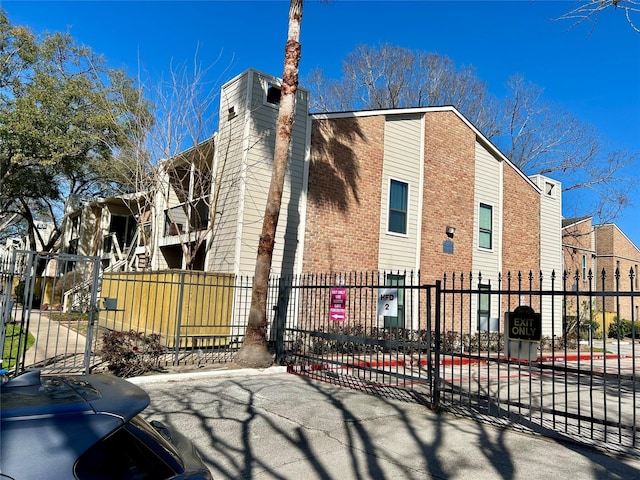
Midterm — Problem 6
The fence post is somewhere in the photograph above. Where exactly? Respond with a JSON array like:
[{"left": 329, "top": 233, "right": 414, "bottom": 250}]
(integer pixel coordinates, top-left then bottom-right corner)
[
  {"left": 16, "top": 251, "right": 37, "bottom": 375},
  {"left": 432, "top": 279, "right": 442, "bottom": 411},
  {"left": 174, "top": 272, "right": 186, "bottom": 364},
  {"left": 275, "top": 276, "right": 289, "bottom": 365},
  {"left": 83, "top": 256, "right": 101, "bottom": 374}
]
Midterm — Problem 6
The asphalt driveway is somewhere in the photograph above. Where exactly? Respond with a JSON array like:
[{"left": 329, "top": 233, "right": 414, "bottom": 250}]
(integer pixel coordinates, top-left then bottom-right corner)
[{"left": 132, "top": 368, "right": 640, "bottom": 480}]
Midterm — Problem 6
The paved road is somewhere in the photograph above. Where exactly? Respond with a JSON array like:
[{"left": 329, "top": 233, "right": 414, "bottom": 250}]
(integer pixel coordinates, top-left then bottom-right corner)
[{"left": 132, "top": 368, "right": 640, "bottom": 480}]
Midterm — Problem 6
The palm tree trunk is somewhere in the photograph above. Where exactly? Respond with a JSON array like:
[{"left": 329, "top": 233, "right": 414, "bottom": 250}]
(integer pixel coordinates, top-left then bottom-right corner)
[{"left": 235, "top": 0, "right": 303, "bottom": 367}]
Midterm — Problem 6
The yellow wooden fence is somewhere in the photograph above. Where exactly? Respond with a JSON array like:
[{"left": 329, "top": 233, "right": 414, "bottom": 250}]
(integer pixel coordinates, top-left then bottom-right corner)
[{"left": 98, "top": 270, "right": 236, "bottom": 348}]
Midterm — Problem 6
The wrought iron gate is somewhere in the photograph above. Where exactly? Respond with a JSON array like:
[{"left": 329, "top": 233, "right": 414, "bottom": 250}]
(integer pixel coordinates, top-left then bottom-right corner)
[
  {"left": 278, "top": 272, "right": 440, "bottom": 404},
  {"left": 279, "top": 270, "right": 640, "bottom": 456},
  {"left": 0, "top": 250, "right": 102, "bottom": 377}
]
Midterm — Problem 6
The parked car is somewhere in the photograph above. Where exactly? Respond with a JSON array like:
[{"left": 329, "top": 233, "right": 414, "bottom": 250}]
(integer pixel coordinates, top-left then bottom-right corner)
[{"left": 0, "top": 370, "right": 212, "bottom": 479}]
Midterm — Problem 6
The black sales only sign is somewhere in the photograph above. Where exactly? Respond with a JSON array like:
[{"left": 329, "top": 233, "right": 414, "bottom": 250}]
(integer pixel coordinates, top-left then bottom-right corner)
[{"left": 506, "top": 306, "right": 541, "bottom": 341}]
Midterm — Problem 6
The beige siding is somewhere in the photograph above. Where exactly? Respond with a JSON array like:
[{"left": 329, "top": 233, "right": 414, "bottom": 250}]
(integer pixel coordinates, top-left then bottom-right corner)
[
  {"left": 238, "top": 73, "right": 278, "bottom": 274},
  {"left": 237, "top": 71, "right": 310, "bottom": 276},
  {"left": 533, "top": 175, "right": 563, "bottom": 337},
  {"left": 378, "top": 115, "right": 422, "bottom": 272},
  {"left": 471, "top": 142, "right": 502, "bottom": 331},
  {"left": 208, "top": 72, "right": 250, "bottom": 273},
  {"left": 530, "top": 175, "right": 563, "bottom": 282},
  {"left": 472, "top": 142, "right": 502, "bottom": 280}
]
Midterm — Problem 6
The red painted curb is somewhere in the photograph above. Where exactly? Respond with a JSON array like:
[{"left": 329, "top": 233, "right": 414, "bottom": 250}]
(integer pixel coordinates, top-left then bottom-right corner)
[{"left": 287, "top": 353, "right": 629, "bottom": 375}]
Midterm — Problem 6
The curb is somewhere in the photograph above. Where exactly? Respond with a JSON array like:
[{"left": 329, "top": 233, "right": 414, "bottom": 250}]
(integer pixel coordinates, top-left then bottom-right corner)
[{"left": 128, "top": 365, "right": 288, "bottom": 385}]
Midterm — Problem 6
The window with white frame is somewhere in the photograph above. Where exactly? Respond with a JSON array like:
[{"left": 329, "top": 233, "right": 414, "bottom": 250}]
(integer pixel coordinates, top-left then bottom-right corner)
[
  {"left": 582, "top": 254, "right": 587, "bottom": 281},
  {"left": 478, "top": 203, "right": 493, "bottom": 249},
  {"left": 388, "top": 179, "right": 408, "bottom": 235}
]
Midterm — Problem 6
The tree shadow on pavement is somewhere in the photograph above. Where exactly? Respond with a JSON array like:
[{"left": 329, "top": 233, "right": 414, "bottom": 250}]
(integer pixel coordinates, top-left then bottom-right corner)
[{"left": 140, "top": 372, "right": 640, "bottom": 480}]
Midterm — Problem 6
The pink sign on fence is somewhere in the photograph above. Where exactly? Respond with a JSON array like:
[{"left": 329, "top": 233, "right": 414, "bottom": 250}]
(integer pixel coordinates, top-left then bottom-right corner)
[{"left": 329, "top": 287, "right": 347, "bottom": 321}]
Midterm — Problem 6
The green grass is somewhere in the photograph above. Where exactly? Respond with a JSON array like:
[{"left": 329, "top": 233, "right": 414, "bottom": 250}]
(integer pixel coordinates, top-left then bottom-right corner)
[
  {"left": 590, "top": 346, "right": 613, "bottom": 354},
  {"left": 2, "top": 324, "right": 35, "bottom": 370}
]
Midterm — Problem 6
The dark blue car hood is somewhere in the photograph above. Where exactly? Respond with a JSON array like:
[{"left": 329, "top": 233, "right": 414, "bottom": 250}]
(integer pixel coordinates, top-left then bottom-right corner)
[{"left": 1, "top": 372, "right": 151, "bottom": 479}]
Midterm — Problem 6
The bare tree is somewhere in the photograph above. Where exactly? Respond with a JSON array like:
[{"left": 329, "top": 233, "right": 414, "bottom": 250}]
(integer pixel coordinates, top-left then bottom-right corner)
[
  {"left": 557, "top": 0, "right": 640, "bottom": 33},
  {"left": 502, "top": 74, "right": 637, "bottom": 224},
  {"left": 235, "top": 0, "right": 303, "bottom": 368},
  {"left": 304, "top": 44, "right": 637, "bottom": 226},
  {"left": 109, "top": 53, "right": 229, "bottom": 270},
  {"left": 306, "top": 44, "right": 500, "bottom": 138}
]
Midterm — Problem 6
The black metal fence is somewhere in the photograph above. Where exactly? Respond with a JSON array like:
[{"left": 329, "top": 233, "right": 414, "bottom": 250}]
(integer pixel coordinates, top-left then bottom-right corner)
[
  {"left": 279, "top": 269, "right": 639, "bottom": 456},
  {"left": 2, "top": 256, "right": 639, "bottom": 455}
]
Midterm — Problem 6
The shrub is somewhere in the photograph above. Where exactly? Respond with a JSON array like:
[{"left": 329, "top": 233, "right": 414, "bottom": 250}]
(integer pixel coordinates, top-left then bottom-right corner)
[
  {"left": 100, "top": 330, "right": 165, "bottom": 377},
  {"left": 466, "top": 331, "right": 503, "bottom": 353},
  {"left": 294, "top": 326, "right": 509, "bottom": 356},
  {"left": 608, "top": 318, "right": 636, "bottom": 339}
]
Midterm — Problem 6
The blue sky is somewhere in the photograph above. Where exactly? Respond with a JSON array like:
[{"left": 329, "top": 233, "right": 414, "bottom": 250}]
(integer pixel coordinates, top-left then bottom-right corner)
[{"left": 3, "top": 0, "right": 639, "bottom": 246}]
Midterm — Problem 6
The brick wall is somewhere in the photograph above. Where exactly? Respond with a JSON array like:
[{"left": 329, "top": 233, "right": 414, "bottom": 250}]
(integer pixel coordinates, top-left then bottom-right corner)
[
  {"left": 562, "top": 218, "right": 595, "bottom": 287},
  {"left": 303, "top": 116, "right": 384, "bottom": 273},
  {"left": 420, "top": 111, "right": 475, "bottom": 284},
  {"left": 502, "top": 167, "right": 541, "bottom": 279},
  {"left": 303, "top": 110, "right": 547, "bottom": 288},
  {"left": 596, "top": 224, "right": 640, "bottom": 319}
]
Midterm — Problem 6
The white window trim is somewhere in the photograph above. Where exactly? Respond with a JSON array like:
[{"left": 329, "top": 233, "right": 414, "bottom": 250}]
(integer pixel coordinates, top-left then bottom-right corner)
[
  {"left": 477, "top": 201, "right": 494, "bottom": 252},
  {"left": 386, "top": 177, "right": 410, "bottom": 238}
]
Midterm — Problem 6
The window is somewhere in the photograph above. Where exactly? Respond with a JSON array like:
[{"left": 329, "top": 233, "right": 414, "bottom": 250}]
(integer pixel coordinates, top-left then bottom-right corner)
[
  {"left": 478, "top": 203, "right": 493, "bottom": 249},
  {"left": 385, "top": 273, "right": 405, "bottom": 328},
  {"left": 635, "top": 265, "right": 638, "bottom": 290},
  {"left": 388, "top": 180, "right": 408, "bottom": 235},
  {"left": 266, "top": 84, "right": 281, "bottom": 105},
  {"left": 478, "top": 284, "right": 490, "bottom": 331},
  {"left": 581, "top": 254, "right": 587, "bottom": 282},
  {"left": 110, "top": 215, "right": 137, "bottom": 249},
  {"left": 71, "top": 215, "right": 80, "bottom": 238}
]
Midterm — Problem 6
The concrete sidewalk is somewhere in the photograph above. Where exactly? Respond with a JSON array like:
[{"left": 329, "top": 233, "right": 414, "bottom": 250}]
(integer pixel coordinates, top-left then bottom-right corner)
[
  {"left": 22, "top": 311, "right": 86, "bottom": 368},
  {"left": 132, "top": 368, "right": 640, "bottom": 480}
]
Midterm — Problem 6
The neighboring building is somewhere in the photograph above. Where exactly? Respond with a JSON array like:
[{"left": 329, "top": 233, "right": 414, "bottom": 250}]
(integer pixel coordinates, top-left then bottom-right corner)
[
  {"left": 61, "top": 194, "right": 148, "bottom": 273},
  {"left": 563, "top": 217, "right": 640, "bottom": 330},
  {"left": 1, "top": 238, "right": 24, "bottom": 266},
  {"left": 563, "top": 216, "right": 597, "bottom": 289},
  {"left": 0, "top": 219, "right": 55, "bottom": 270},
  {"left": 152, "top": 138, "right": 215, "bottom": 271}
]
